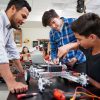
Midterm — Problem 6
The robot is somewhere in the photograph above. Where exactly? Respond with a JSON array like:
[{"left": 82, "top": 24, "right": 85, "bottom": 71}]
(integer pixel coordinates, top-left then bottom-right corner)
[{"left": 25, "top": 64, "right": 88, "bottom": 92}]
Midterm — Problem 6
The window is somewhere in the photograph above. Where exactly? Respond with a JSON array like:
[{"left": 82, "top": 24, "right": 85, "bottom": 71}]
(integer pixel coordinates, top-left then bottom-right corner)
[
  {"left": 38, "top": 39, "right": 49, "bottom": 47},
  {"left": 33, "top": 41, "right": 38, "bottom": 47},
  {"left": 14, "top": 29, "right": 22, "bottom": 47}
]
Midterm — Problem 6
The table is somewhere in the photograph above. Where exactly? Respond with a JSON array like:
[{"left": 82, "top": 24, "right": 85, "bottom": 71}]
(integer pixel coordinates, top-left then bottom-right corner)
[
  {"left": 7, "top": 75, "right": 100, "bottom": 100},
  {"left": 7, "top": 75, "right": 79, "bottom": 100}
]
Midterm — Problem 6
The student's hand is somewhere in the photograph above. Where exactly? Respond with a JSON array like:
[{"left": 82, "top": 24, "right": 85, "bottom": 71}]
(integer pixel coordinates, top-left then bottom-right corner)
[
  {"left": 88, "top": 76, "right": 100, "bottom": 89},
  {"left": 7, "top": 81, "right": 28, "bottom": 93},
  {"left": 67, "top": 57, "right": 77, "bottom": 67},
  {"left": 58, "top": 45, "right": 69, "bottom": 58},
  {"left": 58, "top": 43, "right": 79, "bottom": 59},
  {"left": 53, "top": 58, "right": 59, "bottom": 64}
]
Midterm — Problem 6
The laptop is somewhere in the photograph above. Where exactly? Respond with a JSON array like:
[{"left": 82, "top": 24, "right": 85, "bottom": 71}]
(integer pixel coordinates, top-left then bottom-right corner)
[{"left": 31, "top": 50, "right": 46, "bottom": 65}]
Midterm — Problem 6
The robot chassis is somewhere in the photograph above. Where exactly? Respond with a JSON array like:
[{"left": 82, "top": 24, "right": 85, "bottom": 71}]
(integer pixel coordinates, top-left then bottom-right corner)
[{"left": 25, "top": 64, "right": 88, "bottom": 92}]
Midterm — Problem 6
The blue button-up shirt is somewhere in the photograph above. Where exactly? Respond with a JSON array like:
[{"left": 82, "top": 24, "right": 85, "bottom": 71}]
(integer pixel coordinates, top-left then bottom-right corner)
[
  {"left": 49, "top": 17, "right": 86, "bottom": 64},
  {"left": 0, "top": 10, "right": 20, "bottom": 63}
]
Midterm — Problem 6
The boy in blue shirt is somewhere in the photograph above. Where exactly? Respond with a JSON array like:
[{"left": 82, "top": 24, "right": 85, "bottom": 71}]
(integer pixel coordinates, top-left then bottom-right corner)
[{"left": 42, "top": 9, "right": 86, "bottom": 73}]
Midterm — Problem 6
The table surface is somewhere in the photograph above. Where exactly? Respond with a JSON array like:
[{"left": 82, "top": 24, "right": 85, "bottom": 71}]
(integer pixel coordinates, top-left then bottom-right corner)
[
  {"left": 7, "top": 75, "right": 79, "bottom": 100},
  {"left": 7, "top": 75, "right": 100, "bottom": 100}
]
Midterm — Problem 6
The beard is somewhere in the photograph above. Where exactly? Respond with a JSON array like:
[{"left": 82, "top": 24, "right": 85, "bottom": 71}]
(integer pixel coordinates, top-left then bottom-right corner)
[
  {"left": 11, "top": 22, "right": 20, "bottom": 29},
  {"left": 10, "top": 14, "right": 20, "bottom": 30}
]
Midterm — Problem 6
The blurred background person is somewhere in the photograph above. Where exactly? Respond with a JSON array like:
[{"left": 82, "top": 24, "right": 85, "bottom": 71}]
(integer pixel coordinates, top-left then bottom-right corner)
[
  {"left": 42, "top": 47, "right": 50, "bottom": 61},
  {"left": 20, "top": 46, "right": 31, "bottom": 61},
  {"left": 20, "top": 46, "right": 32, "bottom": 68}
]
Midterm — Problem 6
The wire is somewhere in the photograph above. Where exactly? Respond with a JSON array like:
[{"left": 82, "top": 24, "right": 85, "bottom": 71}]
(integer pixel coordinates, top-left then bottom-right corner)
[
  {"left": 71, "top": 86, "right": 100, "bottom": 100},
  {"left": 76, "top": 92, "right": 100, "bottom": 99}
]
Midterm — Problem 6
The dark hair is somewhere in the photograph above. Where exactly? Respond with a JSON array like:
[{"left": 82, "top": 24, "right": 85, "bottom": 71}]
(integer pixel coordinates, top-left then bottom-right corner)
[
  {"left": 6, "top": 0, "right": 31, "bottom": 12},
  {"left": 42, "top": 9, "right": 59, "bottom": 27},
  {"left": 71, "top": 13, "right": 100, "bottom": 38},
  {"left": 43, "top": 47, "right": 48, "bottom": 55},
  {"left": 21, "top": 46, "right": 30, "bottom": 54}
]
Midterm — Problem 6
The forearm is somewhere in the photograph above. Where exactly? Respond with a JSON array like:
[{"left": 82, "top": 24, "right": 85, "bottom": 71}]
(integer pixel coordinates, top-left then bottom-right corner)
[
  {"left": 67, "top": 42, "right": 79, "bottom": 51},
  {"left": 58, "top": 42, "right": 79, "bottom": 58},
  {"left": 89, "top": 77, "right": 100, "bottom": 89},
  {"left": 0, "top": 64, "right": 15, "bottom": 84},
  {"left": 13, "top": 59, "right": 24, "bottom": 73}
]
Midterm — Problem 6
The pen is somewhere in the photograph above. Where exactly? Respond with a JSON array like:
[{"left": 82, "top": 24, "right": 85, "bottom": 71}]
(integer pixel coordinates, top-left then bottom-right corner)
[{"left": 17, "top": 92, "right": 38, "bottom": 99}]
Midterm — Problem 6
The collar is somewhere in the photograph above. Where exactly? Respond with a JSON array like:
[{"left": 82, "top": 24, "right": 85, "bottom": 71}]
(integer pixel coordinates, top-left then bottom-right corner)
[
  {"left": 0, "top": 10, "right": 12, "bottom": 29},
  {"left": 60, "top": 17, "right": 69, "bottom": 26}
]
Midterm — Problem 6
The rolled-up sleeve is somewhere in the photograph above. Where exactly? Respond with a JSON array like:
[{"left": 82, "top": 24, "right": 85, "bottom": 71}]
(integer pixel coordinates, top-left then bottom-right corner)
[
  {"left": 0, "top": 27, "right": 9, "bottom": 63},
  {"left": 75, "top": 49, "right": 86, "bottom": 63},
  {"left": 6, "top": 30, "right": 20, "bottom": 60}
]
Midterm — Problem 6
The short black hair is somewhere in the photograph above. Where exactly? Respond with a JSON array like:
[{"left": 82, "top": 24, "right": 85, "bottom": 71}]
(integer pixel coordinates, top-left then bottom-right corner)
[
  {"left": 42, "top": 9, "right": 59, "bottom": 27},
  {"left": 71, "top": 13, "right": 100, "bottom": 38},
  {"left": 6, "top": 0, "right": 31, "bottom": 12}
]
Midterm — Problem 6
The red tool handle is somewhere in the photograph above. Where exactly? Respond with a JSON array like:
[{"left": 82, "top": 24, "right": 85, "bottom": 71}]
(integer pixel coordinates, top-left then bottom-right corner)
[{"left": 17, "top": 93, "right": 33, "bottom": 99}]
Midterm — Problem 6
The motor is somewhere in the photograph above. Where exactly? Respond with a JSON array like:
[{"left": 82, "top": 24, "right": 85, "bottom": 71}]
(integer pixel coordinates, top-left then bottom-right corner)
[{"left": 53, "top": 89, "right": 81, "bottom": 100}]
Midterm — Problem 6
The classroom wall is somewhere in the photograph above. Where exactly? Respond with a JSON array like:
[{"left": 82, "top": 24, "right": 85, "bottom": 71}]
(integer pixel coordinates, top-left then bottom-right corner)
[
  {"left": 18, "top": 10, "right": 84, "bottom": 50},
  {"left": 21, "top": 27, "right": 50, "bottom": 48}
]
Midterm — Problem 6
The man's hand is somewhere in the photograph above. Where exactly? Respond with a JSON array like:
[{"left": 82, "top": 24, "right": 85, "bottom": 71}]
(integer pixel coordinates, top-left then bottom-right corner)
[
  {"left": 18, "top": 67, "right": 25, "bottom": 75},
  {"left": 7, "top": 81, "right": 28, "bottom": 93},
  {"left": 0, "top": 63, "right": 28, "bottom": 94}
]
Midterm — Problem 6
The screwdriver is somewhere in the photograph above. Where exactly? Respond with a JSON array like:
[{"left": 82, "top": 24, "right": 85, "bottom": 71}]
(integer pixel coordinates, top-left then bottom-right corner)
[{"left": 17, "top": 92, "right": 38, "bottom": 99}]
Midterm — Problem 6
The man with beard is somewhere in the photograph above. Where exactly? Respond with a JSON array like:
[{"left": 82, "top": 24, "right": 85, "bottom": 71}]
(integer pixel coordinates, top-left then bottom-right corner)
[{"left": 0, "top": 0, "right": 31, "bottom": 93}]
